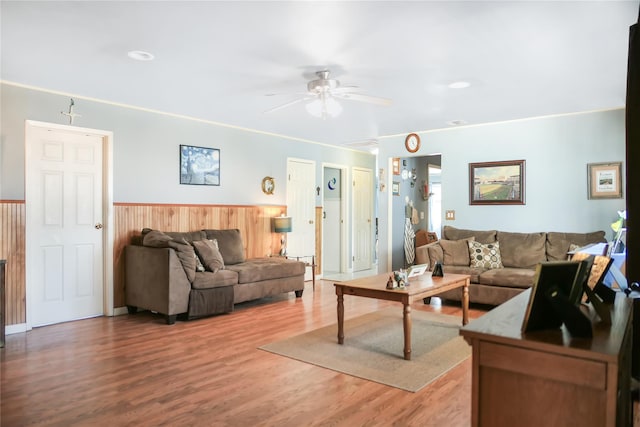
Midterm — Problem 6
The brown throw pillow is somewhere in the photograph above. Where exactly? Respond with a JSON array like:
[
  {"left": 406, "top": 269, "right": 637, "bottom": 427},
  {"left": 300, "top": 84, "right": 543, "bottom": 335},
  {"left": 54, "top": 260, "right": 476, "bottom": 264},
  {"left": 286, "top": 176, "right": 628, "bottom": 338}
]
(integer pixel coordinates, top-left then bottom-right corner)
[
  {"left": 167, "top": 238, "right": 197, "bottom": 283},
  {"left": 142, "top": 230, "right": 173, "bottom": 247},
  {"left": 192, "top": 239, "right": 225, "bottom": 273},
  {"left": 439, "top": 237, "right": 475, "bottom": 266},
  {"left": 426, "top": 244, "right": 444, "bottom": 267}
]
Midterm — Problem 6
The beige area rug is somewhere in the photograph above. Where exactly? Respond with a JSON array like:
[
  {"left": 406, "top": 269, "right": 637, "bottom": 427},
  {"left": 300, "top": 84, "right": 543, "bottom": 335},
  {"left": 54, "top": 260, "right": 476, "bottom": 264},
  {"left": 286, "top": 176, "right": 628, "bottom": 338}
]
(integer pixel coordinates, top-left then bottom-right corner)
[{"left": 259, "top": 308, "right": 471, "bottom": 392}]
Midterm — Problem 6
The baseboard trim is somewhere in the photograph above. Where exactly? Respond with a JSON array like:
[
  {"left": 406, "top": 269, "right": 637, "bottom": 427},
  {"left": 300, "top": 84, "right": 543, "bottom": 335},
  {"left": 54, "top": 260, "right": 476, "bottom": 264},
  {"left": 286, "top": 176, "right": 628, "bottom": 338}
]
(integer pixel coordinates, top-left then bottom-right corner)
[{"left": 6, "top": 323, "right": 28, "bottom": 335}]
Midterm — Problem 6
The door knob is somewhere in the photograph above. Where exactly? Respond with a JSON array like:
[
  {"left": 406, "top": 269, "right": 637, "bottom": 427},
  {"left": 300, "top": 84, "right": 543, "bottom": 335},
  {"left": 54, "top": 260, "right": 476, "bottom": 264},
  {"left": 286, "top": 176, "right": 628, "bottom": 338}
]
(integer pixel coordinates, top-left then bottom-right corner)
[
  {"left": 309, "top": 220, "right": 314, "bottom": 224},
  {"left": 95, "top": 223, "right": 103, "bottom": 229}
]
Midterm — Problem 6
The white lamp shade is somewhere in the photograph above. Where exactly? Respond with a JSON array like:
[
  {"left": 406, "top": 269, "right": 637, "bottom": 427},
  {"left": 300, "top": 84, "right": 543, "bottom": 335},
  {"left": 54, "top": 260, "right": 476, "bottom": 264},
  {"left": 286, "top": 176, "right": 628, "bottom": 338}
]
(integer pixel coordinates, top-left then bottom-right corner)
[{"left": 305, "top": 97, "right": 343, "bottom": 118}]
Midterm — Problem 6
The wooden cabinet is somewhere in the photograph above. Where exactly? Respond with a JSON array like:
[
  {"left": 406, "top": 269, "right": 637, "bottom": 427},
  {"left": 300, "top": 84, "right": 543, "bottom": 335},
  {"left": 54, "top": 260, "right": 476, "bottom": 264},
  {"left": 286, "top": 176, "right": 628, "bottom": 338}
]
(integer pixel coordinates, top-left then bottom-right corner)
[{"left": 460, "top": 289, "right": 632, "bottom": 427}]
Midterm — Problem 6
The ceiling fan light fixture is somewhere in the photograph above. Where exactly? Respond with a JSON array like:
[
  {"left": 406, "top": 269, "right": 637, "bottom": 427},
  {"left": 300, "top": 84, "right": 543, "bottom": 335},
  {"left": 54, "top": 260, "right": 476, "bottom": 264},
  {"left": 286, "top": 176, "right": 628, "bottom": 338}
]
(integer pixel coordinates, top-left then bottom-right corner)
[{"left": 305, "top": 96, "right": 343, "bottom": 119}]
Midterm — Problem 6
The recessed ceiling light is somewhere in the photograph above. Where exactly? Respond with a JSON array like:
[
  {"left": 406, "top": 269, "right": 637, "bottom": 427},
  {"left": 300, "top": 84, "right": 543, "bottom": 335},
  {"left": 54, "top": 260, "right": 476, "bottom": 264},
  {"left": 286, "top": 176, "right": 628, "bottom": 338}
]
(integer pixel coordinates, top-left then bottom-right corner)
[
  {"left": 447, "top": 119, "right": 467, "bottom": 126},
  {"left": 448, "top": 81, "right": 470, "bottom": 89},
  {"left": 127, "top": 50, "right": 155, "bottom": 61}
]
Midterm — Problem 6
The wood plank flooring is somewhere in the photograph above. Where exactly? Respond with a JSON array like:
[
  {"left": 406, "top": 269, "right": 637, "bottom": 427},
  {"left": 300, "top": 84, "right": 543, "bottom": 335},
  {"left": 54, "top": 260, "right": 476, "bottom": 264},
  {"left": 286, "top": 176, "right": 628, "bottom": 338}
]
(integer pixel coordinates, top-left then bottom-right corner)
[{"left": 0, "top": 278, "right": 617, "bottom": 426}]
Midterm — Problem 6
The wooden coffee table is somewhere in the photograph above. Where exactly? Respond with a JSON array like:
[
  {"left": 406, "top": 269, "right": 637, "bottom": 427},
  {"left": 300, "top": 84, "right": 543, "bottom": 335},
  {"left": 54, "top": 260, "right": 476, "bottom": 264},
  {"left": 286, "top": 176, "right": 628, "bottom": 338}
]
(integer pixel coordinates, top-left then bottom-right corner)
[{"left": 334, "top": 272, "right": 470, "bottom": 360}]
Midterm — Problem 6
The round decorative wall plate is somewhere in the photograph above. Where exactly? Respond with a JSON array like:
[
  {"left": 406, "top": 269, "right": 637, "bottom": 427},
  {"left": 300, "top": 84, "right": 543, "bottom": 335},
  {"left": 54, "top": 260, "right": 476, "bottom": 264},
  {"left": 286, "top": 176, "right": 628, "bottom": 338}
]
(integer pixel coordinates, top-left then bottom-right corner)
[{"left": 262, "top": 176, "right": 275, "bottom": 195}]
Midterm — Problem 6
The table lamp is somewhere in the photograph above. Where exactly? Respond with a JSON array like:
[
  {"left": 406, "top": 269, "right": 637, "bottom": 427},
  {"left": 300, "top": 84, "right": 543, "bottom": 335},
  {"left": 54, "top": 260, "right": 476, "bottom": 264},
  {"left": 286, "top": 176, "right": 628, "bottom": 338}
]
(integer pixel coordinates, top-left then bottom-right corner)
[{"left": 274, "top": 216, "right": 292, "bottom": 256}]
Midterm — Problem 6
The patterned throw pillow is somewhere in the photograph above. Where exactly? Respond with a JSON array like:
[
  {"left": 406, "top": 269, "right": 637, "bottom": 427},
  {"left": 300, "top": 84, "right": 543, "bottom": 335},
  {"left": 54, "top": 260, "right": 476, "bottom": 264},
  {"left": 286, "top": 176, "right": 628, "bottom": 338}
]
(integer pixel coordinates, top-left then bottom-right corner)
[{"left": 468, "top": 241, "right": 504, "bottom": 269}]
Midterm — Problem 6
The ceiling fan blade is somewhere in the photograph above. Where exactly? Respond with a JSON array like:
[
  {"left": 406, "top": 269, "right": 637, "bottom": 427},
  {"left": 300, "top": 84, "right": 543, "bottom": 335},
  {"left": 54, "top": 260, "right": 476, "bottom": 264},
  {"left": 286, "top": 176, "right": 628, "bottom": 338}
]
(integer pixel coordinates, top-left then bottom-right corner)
[
  {"left": 332, "top": 85, "right": 361, "bottom": 93},
  {"left": 333, "top": 92, "right": 392, "bottom": 106},
  {"left": 263, "top": 96, "right": 314, "bottom": 114}
]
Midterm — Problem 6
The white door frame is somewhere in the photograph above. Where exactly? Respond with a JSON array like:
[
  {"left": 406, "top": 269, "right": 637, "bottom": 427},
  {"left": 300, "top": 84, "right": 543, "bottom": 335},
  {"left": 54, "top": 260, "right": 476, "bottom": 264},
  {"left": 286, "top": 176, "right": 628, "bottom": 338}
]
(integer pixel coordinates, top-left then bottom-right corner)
[
  {"left": 321, "top": 163, "right": 348, "bottom": 275},
  {"left": 25, "top": 120, "right": 114, "bottom": 330}
]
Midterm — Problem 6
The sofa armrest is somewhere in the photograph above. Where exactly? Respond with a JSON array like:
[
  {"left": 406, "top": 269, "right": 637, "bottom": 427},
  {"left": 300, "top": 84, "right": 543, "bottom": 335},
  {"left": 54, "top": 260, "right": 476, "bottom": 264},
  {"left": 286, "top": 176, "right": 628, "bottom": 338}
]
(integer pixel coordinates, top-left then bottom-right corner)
[{"left": 124, "top": 245, "right": 191, "bottom": 316}]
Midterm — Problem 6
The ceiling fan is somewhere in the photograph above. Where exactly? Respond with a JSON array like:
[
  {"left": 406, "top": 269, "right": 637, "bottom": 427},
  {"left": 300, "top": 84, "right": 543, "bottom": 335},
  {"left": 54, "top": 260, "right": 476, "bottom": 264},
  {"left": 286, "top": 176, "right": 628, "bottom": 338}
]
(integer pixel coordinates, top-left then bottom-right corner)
[{"left": 264, "top": 70, "right": 392, "bottom": 119}]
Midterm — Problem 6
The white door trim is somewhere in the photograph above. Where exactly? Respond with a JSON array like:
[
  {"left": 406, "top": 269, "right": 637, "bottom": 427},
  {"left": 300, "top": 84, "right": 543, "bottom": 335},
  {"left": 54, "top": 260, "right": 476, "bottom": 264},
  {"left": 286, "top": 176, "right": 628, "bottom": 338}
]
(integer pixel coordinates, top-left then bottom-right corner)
[
  {"left": 24, "top": 120, "right": 114, "bottom": 330},
  {"left": 321, "top": 162, "right": 348, "bottom": 275}
]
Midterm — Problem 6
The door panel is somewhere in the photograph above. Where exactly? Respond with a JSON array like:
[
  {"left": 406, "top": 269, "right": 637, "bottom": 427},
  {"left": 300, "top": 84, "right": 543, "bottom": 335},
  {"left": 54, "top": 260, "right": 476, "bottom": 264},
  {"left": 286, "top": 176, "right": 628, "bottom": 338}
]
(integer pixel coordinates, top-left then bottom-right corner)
[{"left": 27, "top": 126, "right": 104, "bottom": 327}]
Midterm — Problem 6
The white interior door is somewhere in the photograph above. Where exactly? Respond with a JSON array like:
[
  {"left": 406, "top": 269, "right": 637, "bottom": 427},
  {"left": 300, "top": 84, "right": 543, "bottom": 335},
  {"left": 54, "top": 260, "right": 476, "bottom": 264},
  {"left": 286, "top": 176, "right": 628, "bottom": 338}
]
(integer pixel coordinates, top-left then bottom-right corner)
[
  {"left": 26, "top": 124, "right": 105, "bottom": 327},
  {"left": 352, "top": 167, "right": 373, "bottom": 272},
  {"left": 286, "top": 159, "right": 316, "bottom": 264},
  {"left": 322, "top": 166, "right": 344, "bottom": 273}
]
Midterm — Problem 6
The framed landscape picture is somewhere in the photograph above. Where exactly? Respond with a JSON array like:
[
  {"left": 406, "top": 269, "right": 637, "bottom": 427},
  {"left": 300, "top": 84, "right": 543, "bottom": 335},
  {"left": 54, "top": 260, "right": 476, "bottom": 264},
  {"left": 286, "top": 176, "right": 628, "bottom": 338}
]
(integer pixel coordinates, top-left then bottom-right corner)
[
  {"left": 587, "top": 162, "right": 622, "bottom": 199},
  {"left": 469, "top": 160, "right": 525, "bottom": 205},
  {"left": 180, "top": 144, "right": 220, "bottom": 186}
]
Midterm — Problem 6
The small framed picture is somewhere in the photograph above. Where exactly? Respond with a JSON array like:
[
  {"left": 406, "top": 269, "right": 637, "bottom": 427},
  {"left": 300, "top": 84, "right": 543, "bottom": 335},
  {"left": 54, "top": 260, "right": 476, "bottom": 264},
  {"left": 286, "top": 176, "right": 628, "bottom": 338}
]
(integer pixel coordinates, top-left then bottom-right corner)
[
  {"left": 587, "top": 162, "right": 622, "bottom": 199},
  {"left": 392, "top": 181, "right": 400, "bottom": 196},
  {"left": 392, "top": 158, "right": 400, "bottom": 175},
  {"left": 180, "top": 145, "right": 220, "bottom": 185}
]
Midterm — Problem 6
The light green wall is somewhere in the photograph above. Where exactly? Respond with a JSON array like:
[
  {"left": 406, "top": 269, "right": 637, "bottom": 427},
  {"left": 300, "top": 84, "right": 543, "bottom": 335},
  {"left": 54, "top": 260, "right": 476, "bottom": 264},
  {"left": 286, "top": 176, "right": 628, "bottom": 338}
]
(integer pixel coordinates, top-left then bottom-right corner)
[
  {"left": 379, "top": 109, "right": 626, "bottom": 272},
  {"left": 0, "top": 83, "right": 375, "bottom": 206}
]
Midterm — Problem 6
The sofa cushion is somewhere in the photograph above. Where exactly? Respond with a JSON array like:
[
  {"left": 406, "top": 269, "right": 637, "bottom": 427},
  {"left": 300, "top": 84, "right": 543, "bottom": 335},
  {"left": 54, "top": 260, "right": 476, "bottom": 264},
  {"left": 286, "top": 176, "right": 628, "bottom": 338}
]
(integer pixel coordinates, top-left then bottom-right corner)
[
  {"left": 497, "top": 231, "right": 547, "bottom": 269},
  {"left": 192, "top": 239, "right": 225, "bottom": 273},
  {"left": 443, "top": 226, "right": 497, "bottom": 244},
  {"left": 442, "top": 265, "right": 486, "bottom": 283},
  {"left": 477, "top": 267, "right": 535, "bottom": 289},
  {"left": 142, "top": 230, "right": 174, "bottom": 247},
  {"left": 141, "top": 231, "right": 198, "bottom": 282},
  {"left": 426, "top": 244, "right": 444, "bottom": 267},
  {"left": 439, "top": 238, "right": 475, "bottom": 266},
  {"left": 165, "top": 230, "right": 206, "bottom": 243},
  {"left": 468, "top": 241, "right": 503, "bottom": 269},
  {"left": 167, "top": 238, "right": 197, "bottom": 283},
  {"left": 191, "top": 270, "right": 238, "bottom": 290},
  {"left": 225, "top": 258, "right": 305, "bottom": 284},
  {"left": 203, "top": 229, "right": 246, "bottom": 265},
  {"left": 546, "top": 231, "right": 607, "bottom": 261}
]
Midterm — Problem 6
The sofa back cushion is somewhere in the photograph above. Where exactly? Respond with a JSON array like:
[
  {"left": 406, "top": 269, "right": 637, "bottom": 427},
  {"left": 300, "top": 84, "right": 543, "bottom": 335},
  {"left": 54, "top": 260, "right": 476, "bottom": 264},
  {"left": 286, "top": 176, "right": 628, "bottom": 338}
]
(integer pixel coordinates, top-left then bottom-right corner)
[
  {"left": 440, "top": 238, "right": 475, "bottom": 266},
  {"left": 497, "top": 231, "right": 547, "bottom": 269},
  {"left": 443, "top": 226, "right": 497, "bottom": 244},
  {"left": 546, "top": 231, "right": 607, "bottom": 261},
  {"left": 203, "top": 229, "right": 246, "bottom": 265},
  {"left": 165, "top": 230, "right": 206, "bottom": 243}
]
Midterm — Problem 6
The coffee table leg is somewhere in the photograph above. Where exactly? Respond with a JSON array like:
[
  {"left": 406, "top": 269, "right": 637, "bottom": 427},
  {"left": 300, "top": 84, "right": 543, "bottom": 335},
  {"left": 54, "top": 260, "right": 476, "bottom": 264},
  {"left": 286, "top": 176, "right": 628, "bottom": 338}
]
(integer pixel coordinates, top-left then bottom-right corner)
[
  {"left": 403, "top": 303, "right": 411, "bottom": 360},
  {"left": 337, "top": 292, "right": 344, "bottom": 344},
  {"left": 462, "top": 278, "right": 470, "bottom": 326}
]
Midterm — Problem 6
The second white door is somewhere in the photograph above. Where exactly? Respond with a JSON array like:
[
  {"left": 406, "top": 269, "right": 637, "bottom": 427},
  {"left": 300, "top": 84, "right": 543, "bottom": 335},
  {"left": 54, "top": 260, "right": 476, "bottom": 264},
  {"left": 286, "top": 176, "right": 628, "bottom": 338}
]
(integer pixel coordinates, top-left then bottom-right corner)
[{"left": 286, "top": 159, "right": 316, "bottom": 264}]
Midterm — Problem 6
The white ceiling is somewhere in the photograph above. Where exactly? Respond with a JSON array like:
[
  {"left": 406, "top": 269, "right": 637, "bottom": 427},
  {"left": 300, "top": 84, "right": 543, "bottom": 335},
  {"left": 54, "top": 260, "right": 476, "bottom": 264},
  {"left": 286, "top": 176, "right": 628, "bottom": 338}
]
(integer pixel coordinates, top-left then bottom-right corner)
[{"left": 2, "top": 1, "right": 638, "bottom": 148}]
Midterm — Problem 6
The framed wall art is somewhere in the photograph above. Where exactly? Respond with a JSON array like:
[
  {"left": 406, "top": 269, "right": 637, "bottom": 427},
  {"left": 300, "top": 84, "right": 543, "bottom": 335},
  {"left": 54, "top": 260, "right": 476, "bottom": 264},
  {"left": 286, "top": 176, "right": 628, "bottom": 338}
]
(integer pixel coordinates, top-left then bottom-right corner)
[
  {"left": 469, "top": 159, "right": 525, "bottom": 205},
  {"left": 587, "top": 162, "right": 622, "bottom": 199},
  {"left": 180, "top": 144, "right": 220, "bottom": 186},
  {"left": 392, "top": 158, "right": 400, "bottom": 175},
  {"left": 392, "top": 181, "right": 400, "bottom": 196}
]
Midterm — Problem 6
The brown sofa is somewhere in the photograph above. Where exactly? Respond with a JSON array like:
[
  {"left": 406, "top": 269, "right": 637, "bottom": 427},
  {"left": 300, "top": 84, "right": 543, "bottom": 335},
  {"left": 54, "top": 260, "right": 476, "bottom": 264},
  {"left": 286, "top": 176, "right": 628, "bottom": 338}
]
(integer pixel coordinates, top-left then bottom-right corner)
[
  {"left": 416, "top": 225, "right": 607, "bottom": 306},
  {"left": 124, "top": 228, "right": 306, "bottom": 324}
]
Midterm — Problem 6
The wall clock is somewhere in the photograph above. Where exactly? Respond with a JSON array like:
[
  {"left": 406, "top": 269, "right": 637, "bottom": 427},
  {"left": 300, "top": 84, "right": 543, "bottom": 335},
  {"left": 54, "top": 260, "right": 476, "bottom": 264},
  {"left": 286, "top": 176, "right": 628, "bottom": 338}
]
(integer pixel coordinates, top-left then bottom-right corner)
[
  {"left": 261, "top": 176, "right": 275, "bottom": 195},
  {"left": 405, "top": 133, "right": 421, "bottom": 153}
]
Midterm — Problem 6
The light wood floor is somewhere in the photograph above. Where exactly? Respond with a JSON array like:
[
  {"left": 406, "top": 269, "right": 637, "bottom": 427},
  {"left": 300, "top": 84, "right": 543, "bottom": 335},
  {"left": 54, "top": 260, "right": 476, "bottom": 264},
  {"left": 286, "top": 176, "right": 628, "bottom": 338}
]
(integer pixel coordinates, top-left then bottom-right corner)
[{"left": 1, "top": 280, "right": 636, "bottom": 426}]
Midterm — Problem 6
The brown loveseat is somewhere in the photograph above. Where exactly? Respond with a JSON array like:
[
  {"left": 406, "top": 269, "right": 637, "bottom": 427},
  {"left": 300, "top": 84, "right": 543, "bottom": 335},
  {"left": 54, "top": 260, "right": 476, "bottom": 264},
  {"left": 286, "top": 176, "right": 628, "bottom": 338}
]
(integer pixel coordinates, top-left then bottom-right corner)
[
  {"left": 415, "top": 225, "right": 607, "bottom": 306},
  {"left": 124, "top": 228, "right": 306, "bottom": 324}
]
